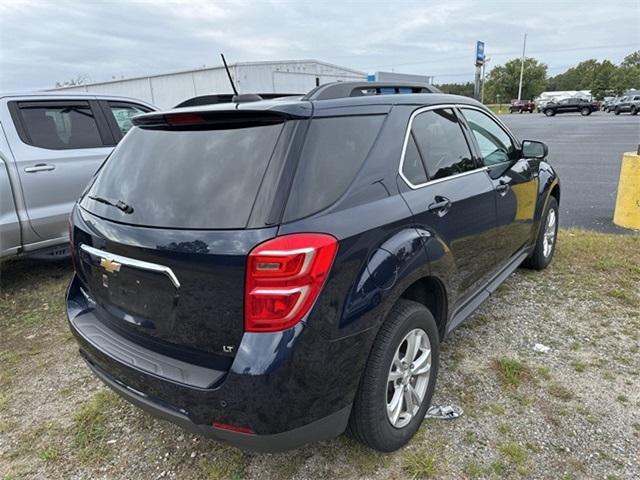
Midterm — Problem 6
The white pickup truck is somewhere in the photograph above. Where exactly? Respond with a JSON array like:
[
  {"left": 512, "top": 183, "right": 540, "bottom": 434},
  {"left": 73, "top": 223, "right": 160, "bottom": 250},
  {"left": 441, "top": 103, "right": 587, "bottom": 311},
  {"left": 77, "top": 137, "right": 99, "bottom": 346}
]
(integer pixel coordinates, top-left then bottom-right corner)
[{"left": 1, "top": 92, "right": 154, "bottom": 260}]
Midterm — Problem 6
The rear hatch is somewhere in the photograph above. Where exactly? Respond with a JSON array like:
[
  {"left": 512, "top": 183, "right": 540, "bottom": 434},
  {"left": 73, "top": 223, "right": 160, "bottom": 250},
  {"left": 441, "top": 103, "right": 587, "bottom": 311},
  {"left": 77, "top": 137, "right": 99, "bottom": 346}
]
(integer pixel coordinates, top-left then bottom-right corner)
[{"left": 72, "top": 105, "right": 307, "bottom": 365}]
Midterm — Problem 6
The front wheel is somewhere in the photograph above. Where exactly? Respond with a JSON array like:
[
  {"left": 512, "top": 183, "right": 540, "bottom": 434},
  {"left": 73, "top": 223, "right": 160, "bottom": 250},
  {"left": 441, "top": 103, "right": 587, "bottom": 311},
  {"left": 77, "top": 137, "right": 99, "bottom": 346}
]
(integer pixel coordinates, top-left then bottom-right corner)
[
  {"left": 580, "top": 107, "right": 591, "bottom": 116},
  {"left": 544, "top": 109, "right": 555, "bottom": 117},
  {"left": 522, "top": 196, "right": 559, "bottom": 270},
  {"left": 614, "top": 108, "right": 621, "bottom": 115},
  {"left": 631, "top": 106, "right": 638, "bottom": 116},
  {"left": 348, "top": 299, "right": 439, "bottom": 452}
]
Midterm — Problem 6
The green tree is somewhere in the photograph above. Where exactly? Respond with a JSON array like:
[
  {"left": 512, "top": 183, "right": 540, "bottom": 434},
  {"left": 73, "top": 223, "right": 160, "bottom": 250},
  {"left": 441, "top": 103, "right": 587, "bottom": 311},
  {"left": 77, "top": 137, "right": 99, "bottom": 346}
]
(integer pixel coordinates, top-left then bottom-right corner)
[
  {"left": 612, "top": 50, "right": 640, "bottom": 94},
  {"left": 621, "top": 50, "right": 640, "bottom": 68},
  {"left": 547, "top": 59, "right": 619, "bottom": 98},
  {"left": 435, "top": 82, "right": 474, "bottom": 97},
  {"left": 484, "top": 57, "right": 547, "bottom": 103}
]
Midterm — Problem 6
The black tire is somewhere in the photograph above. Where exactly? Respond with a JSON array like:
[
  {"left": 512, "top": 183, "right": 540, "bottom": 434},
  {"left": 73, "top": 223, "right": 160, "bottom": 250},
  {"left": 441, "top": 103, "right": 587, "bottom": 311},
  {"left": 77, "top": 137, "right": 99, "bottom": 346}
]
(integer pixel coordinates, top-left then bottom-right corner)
[
  {"left": 522, "top": 196, "right": 559, "bottom": 270},
  {"left": 348, "top": 299, "right": 439, "bottom": 452},
  {"left": 631, "top": 106, "right": 638, "bottom": 116},
  {"left": 544, "top": 109, "right": 555, "bottom": 117},
  {"left": 580, "top": 107, "right": 591, "bottom": 116},
  {"left": 509, "top": 108, "right": 514, "bottom": 114},
  {"left": 614, "top": 107, "right": 621, "bottom": 115}
]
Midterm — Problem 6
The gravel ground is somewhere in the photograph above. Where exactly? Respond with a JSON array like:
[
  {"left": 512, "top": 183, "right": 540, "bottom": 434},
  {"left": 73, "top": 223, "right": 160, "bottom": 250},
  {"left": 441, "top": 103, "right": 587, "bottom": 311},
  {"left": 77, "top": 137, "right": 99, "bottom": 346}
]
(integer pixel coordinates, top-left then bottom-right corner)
[{"left": 1, "top": 230, "right": 638, "bottom": 480}]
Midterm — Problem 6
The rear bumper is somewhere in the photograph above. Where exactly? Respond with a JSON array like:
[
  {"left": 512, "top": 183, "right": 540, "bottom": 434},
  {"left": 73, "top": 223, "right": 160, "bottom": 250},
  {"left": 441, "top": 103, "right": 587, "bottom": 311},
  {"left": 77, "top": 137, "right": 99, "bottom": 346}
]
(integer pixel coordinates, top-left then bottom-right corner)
[
  {"left": 83, "top": 356, "right": 350, "bottom": 452},
  {"left": 66, "top": 274, "right": 358, "bottom": 451}
]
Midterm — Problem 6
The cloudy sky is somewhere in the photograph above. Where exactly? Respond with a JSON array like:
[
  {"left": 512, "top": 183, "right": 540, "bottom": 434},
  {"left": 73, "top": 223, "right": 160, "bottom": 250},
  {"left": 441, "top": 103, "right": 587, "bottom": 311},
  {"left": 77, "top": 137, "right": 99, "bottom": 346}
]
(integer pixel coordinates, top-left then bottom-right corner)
[{"left": 1, "top": 0, "right": 638, "bottom": 92}]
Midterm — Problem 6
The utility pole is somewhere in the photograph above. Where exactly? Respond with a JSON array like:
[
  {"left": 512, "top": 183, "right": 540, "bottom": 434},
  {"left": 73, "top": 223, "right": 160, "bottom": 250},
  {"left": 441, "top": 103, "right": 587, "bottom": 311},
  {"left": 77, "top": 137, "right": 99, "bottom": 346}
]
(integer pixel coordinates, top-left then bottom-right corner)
[
  {"left": 481, "top": 57, "right": 491, "bottom": 104},
  {"left": 517, "top": 33, "right": 527, "bottom": 101}
]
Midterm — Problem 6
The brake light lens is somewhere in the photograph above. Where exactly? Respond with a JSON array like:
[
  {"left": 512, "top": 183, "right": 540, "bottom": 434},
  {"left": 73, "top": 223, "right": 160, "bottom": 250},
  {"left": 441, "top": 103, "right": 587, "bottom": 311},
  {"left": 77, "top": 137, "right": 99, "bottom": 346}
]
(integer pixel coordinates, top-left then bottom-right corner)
[
  {"left": 165, "top": 113, "right": 206, "bottom": 126},
  {"left": 245, "top": 233, "right": 338, "bottom": 332}
]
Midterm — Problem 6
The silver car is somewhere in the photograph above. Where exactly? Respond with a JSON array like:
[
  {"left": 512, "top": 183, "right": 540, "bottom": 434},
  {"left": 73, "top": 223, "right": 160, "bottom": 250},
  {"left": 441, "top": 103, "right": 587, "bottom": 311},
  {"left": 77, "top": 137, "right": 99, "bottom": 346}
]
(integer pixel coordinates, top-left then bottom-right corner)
[{"left": 1, "top": 92, "right": 154, "bottom": 260}]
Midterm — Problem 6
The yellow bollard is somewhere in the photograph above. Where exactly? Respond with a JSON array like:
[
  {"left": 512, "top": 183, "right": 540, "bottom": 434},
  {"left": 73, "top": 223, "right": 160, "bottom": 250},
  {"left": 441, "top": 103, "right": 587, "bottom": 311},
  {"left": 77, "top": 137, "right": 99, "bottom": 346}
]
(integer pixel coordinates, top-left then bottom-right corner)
[{"left": 613, "top": 151, "right": 640, "bottom": 230}]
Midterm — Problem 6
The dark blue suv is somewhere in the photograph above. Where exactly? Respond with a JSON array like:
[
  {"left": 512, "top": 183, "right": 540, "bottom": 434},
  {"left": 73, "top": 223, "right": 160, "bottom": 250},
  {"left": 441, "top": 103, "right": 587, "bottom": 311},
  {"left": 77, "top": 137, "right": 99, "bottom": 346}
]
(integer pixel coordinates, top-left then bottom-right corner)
[{"left": 67, "top": 82, "right": 560, "bottom": 452}]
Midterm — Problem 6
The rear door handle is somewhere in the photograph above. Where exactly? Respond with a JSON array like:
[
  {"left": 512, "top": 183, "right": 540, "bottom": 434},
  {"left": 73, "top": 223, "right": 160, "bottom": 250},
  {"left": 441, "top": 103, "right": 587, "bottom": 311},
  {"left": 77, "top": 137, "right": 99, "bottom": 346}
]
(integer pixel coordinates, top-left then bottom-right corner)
[
  {"left": 24, "top": 163, "right": 56, "bottom": 173},
  {"left": 496, "top": 181, "right": 510, "bottom": 196},
  {"left": 428, "top": 196, "right": 451, "bottom": 217}
]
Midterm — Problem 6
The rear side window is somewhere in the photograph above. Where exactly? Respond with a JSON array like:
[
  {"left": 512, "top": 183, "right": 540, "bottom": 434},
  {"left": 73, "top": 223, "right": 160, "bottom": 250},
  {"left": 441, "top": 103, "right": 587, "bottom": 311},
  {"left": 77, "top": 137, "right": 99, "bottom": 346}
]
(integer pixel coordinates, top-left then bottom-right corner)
[
  {"left": 82, "top": 123, "right": 284, "bottom": 229},
  {"left": 284, "top": 115, "right": 384, "bottom": 221},
  {"left": 16, "top": 103, "right": 103, "bottom": 150},
  {"left": 401, "top": 134, "right": 428, "bottom": 185},
  {"left": 409, "top": 108, "right": 475, "bottom": 181},
  {"left": 108, "top": 103, "right": 150, "bottom": 136}
]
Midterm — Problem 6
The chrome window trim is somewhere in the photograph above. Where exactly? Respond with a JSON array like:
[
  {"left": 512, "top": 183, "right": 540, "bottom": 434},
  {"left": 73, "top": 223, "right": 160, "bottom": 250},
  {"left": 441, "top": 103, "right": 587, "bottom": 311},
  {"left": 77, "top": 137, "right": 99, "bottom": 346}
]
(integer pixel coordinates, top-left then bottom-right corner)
[
  {"left": 79, "top": 244, "right": 181, "bottom": 289},
  {"left": 398, "top": 103, "right": 512, "bottom": 190}
]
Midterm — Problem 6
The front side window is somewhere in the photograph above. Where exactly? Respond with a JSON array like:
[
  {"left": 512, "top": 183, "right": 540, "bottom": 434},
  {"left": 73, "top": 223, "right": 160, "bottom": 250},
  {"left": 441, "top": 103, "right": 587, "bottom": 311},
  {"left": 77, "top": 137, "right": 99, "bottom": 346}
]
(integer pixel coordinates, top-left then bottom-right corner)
[
  {"left": 17, "top": 103, "right": 103, "bottom": 150},
  {"left": 109, "top": 103, "right": 150, "bottom": 136},
  {"left": 461, "top": 109, "right": 517, "bottom": 166},
  {"left": 409, "top": 108, "right": 475, "bottom": 181}
]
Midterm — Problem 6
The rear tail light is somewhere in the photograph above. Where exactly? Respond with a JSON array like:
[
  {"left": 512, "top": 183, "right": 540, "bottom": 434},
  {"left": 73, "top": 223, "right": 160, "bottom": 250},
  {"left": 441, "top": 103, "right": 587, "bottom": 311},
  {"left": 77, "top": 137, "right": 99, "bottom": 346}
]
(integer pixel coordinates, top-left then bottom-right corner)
[
  {"left": 212, "top": 422, "right": 255, "bottom": 435},
  {"left": 245, "top": 233, "right": 338, "bottom": 332}
]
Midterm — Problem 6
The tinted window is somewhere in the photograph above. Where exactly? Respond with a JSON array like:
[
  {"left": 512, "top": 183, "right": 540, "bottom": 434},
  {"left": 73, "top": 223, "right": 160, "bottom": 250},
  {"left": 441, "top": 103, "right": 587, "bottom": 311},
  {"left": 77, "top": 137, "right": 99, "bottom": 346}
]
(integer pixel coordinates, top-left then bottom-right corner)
[
  {"left": 284, "top": 115, "right": 384, "bottom": 221},
  {"left": 401, "top": 133, "right": 428, "bottom": 185},
  {"left": 461, "top": 108, "right": 517, "bottom": 166},
  {"left": 109, "top": 103, "right": 150, "bottom": 136},
  {"left": 83, "top": 123, "right": 284, "bottom": 229},
  {"left": 18, "top": 103, "right": 103, "bottom": 150},
  {"left": 410, "top": 109, "right": 474, "bottom": 180}
]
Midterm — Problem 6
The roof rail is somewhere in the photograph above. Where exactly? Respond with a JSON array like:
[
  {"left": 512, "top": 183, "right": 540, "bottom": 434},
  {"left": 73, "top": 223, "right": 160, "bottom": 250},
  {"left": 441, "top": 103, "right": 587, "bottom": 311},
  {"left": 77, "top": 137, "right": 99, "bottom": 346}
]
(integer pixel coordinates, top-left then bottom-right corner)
[{"left": 303, "top": 81, "right": 441, "bottom": 101}]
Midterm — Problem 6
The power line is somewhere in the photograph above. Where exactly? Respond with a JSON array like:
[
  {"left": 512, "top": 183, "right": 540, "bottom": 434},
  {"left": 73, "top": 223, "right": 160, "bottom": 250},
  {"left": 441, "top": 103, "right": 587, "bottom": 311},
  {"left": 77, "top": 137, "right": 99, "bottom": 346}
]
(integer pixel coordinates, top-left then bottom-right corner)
[{"left": 353, "top": 42, "right": 637, "bottom": 71}]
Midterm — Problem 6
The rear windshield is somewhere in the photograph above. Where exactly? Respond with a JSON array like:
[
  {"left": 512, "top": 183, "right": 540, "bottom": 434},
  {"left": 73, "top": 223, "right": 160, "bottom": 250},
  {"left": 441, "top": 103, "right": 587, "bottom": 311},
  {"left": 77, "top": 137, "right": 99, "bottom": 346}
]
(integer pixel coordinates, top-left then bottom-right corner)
[{"left": 82, "top": 123, "right": 284, "bottom": 229}]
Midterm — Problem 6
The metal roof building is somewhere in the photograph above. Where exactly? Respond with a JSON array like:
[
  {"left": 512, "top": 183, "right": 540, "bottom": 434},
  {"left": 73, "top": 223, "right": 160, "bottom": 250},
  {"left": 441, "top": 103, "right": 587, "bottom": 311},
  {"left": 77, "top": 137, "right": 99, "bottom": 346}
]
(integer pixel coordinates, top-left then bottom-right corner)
[{"left": 51, "top": 60, "right": 367, "bottom": 109}]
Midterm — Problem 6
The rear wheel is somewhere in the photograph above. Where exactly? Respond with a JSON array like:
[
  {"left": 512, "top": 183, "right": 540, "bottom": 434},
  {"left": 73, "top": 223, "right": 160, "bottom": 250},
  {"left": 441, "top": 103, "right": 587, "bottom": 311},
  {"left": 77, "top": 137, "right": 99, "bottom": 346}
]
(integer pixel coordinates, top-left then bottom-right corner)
[
  {"left": 580, "top": 107, "right": 591, "bottom": 116},
  {"left": 544, "top": 109, "right": 555, "bottom": 117},
  {"left": 348, "top": 299, "right": 439, "bottom": 452},
  {"left": 522, "top": 196, "right": 559, "bottom": 270}
]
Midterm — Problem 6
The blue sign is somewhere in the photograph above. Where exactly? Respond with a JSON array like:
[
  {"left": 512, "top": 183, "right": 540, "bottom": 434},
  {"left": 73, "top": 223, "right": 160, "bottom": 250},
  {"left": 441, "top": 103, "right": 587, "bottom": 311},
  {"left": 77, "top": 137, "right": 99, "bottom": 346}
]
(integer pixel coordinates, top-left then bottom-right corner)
[{"left": 475, "top": 41, "right": 485, "bottom": 66}]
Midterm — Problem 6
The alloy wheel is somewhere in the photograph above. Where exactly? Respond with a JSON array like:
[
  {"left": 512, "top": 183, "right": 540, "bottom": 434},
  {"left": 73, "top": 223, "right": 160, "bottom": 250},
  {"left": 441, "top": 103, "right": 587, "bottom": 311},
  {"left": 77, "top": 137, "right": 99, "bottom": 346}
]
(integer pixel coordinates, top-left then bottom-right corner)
[
  {"left": 543, "top": 208, "right": 557, "bottom": 258},
  {"left": 386, "top": 328, "right": 431, "bottom": 429}
]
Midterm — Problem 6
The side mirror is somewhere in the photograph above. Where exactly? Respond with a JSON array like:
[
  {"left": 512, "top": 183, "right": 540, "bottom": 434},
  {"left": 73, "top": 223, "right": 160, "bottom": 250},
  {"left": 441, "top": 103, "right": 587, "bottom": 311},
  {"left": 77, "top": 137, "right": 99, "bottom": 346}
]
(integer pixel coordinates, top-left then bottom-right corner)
[{"left": 522, "top": 140, "right": 548, "bottom": 159}]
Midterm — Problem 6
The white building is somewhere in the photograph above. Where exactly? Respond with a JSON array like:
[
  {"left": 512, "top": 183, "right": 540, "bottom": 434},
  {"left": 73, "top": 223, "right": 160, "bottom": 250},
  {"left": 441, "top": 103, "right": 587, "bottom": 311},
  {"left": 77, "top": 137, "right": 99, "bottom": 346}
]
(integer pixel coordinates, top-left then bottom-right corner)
[{"left": 51, "top": 60, "right": 367, "bottom": 109}]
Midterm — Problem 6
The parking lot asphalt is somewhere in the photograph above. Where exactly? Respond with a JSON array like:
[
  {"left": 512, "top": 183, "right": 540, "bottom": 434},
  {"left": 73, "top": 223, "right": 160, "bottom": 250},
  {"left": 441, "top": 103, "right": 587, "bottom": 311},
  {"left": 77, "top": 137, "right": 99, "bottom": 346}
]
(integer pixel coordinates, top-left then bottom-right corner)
[{"left": 501, "top": 112, "right": 639, "bottom": 234}]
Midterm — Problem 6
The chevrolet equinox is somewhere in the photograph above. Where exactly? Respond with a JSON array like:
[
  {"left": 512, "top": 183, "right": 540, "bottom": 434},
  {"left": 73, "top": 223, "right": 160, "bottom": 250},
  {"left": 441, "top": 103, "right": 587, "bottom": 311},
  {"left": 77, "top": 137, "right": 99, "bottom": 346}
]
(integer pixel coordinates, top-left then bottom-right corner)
[{"left": 67, "top": 82, "right": 560, "bottom": 452}]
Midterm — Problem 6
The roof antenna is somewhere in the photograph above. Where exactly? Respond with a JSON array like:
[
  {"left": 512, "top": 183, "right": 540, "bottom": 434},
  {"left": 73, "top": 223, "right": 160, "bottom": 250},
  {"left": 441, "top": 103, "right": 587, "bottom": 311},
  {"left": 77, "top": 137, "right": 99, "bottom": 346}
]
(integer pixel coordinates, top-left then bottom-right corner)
[{"left": 220, "top": 53, "right": 239, "bottom": 96}]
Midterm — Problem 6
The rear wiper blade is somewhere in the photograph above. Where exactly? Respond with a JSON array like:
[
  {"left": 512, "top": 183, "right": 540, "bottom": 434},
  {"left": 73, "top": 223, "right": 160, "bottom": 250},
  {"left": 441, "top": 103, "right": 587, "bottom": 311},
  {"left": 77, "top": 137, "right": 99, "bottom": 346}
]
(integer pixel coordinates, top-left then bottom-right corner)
[{"left": 88, "top": 195, "right": 134, "bottom": 214}]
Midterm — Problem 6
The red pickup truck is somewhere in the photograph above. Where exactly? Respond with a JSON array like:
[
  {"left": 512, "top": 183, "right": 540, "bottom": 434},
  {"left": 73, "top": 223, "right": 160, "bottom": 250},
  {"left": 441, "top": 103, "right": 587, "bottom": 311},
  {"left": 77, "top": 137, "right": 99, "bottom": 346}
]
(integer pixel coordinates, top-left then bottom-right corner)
[{"left": 509, "top": 99, "right": 535, "bottom": 113}]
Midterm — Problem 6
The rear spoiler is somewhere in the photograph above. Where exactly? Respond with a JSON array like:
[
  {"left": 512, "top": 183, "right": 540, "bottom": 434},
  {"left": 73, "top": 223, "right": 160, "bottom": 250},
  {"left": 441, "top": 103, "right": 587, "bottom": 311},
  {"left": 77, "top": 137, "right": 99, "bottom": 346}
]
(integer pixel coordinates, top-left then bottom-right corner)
[
  {"left": 133, "top": 105, "right": 311, "bottom": 129},
  {"left": 174, "top": 93, "right": 300, "bottom": 109}
]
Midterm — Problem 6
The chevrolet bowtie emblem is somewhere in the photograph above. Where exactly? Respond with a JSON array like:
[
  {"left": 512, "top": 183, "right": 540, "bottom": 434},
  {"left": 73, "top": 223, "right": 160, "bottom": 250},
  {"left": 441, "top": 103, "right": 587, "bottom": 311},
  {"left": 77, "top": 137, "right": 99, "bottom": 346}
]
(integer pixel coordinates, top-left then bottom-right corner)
[{"left": 100, "top": 257, "right": 121, "bottom": 273}]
